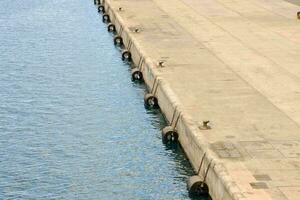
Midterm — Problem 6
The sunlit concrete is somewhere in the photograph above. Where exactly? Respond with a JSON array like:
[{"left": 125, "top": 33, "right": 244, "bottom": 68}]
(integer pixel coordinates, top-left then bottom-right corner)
[{"left": 102, "top": 0, "right": 300, "bottom": 199}]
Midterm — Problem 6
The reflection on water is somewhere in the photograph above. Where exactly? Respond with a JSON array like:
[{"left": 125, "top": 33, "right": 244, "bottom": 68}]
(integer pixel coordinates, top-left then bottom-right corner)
[{"left": 0, "top": 0, "right": 210, "bottom": 199}]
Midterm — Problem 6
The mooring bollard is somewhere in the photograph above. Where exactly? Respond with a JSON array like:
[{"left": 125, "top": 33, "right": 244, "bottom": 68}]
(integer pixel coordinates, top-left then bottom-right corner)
[
  {"left": 297, "top": 11, "right": 300, "bottom": 19},
  {"left": 187, "top": 154, "right": 212, "bottom": 197}
]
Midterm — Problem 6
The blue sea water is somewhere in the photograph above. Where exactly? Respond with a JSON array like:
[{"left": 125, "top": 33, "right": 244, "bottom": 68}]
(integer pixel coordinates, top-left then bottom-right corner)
[{"left": 0, "top": 0, "right": 210, "bottom": 199}]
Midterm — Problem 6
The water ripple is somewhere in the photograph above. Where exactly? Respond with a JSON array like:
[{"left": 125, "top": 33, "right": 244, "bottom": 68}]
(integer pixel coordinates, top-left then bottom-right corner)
[{"left": 0, "top": 0, "right": 209, "bottom": 200}]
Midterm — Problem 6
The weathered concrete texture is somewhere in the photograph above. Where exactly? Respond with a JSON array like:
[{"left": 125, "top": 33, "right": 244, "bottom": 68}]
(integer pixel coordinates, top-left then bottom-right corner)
[{"left": 102, "top": 0, "right": 300, "bottom": 199}]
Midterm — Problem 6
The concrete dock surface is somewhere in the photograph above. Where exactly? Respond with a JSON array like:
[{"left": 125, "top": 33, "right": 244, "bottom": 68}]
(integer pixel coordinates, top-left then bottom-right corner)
[{"left": 101, "top": 0, "right": 300, "bottom": 199}]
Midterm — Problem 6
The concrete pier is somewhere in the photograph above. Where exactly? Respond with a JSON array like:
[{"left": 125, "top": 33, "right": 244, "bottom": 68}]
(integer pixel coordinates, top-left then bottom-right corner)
[{"left": 100, "top": 0, "right": 300, "bottom": 199}]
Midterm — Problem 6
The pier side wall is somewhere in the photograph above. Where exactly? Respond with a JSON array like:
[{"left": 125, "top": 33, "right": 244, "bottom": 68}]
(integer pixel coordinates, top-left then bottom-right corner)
[{"left": 101, "top": 1, "right": 247, "bottom": 199}]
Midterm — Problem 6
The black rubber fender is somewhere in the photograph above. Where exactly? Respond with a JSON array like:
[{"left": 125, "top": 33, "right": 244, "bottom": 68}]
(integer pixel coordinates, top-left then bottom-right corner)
[
  {"left": 107, "top": 23, "right": 116, "bottom": 32},
  {"left": 187, "top": 176, "right": 209, "bottom": 196},
  {"left": 131, "top": 68, "right": 143, "bottom": 82},
  {"left": 144, "top": 93, "right": 159, "bottom": 109},
  {"left": 121, "top": 50, "right": 131, "bottom": 61},
  {"left": 113, "top": 35, "right": 123, "bottom": 46},
  {"left": 102, "top": 14, "right": 110, "bottom": 23},
  {"left": 162, "top": 126, "right": 178, "bottom": 144},
  {"left": 98, "top": 5, "right": 105, "bottom": 13}
]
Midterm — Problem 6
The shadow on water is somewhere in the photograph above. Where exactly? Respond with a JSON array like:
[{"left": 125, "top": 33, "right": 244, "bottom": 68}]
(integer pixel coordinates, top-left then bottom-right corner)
[
  {"left": 110, "top": 5, "right": 213, "bottom": 196},
  {"left": 147, "top": 109, "right": 212, "bottom": 200},
  {"left": 131, "top": 76, "right": 211, "bottom": 200}
]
